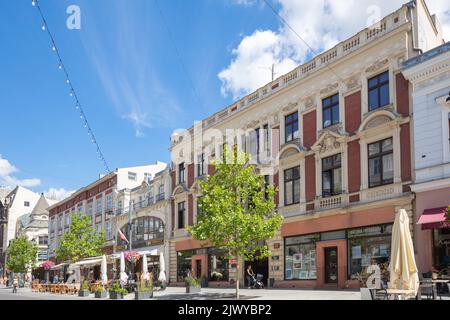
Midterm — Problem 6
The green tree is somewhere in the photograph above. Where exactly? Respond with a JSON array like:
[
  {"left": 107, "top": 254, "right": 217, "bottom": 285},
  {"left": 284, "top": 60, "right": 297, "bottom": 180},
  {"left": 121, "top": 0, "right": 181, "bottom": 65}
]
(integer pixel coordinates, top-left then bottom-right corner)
[
  {"left": 6, "top": 236, "right": 38, "bottom": 273},
  {"left": 56, "top": 212, "right": 106, "bottom": 263},
  {"left": 188, "top": 146, "right": 283, "bottom": 299}
]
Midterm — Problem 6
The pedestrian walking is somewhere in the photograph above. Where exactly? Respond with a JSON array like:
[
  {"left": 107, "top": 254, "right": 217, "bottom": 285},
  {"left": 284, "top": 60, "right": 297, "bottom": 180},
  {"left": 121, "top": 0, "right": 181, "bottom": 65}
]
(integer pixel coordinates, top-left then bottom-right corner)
[{"left": 12, "top": 277, "right": 18, "bottom": 293}]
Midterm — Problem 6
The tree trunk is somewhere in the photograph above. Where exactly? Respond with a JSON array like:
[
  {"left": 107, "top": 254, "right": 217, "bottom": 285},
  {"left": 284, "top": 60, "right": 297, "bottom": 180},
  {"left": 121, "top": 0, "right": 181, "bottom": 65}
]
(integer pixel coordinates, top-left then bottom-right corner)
[{"left": 235, "top": 258, "right": 240, "bottom": 300}]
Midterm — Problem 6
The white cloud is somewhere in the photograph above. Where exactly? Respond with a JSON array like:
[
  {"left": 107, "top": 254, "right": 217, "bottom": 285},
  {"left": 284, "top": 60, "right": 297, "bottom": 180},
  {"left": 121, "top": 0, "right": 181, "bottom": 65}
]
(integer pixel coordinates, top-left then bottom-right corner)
[
  {"left": 44, "top": 188, "right": 75, "bottom": 201},
  {"left": 0, "top": 155, "right": 41, "bottom": 188},
  {"left": 220, "top": 0, "right": 450, "bottom": 99}
]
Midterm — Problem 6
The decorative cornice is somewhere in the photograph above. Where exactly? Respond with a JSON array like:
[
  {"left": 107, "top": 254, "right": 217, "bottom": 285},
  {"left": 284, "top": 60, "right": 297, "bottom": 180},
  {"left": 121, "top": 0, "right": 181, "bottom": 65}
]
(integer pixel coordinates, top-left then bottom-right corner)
[{"left": 403, "top": 42, "right": 450, "bottom": 70}]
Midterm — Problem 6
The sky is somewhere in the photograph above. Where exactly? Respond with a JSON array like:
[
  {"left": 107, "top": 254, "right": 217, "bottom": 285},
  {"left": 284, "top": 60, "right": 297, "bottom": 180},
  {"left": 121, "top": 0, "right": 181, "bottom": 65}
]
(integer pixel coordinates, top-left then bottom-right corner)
[{"left": 0, "top": 0, "right": 449, "bottom": 200}]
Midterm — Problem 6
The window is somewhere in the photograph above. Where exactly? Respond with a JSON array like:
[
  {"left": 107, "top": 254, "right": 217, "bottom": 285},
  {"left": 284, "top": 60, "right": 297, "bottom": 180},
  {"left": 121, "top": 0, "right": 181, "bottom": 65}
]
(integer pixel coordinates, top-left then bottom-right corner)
[
  {"left": 106, "top": 221, "right": 112, "bottom": 240},
  {"left": 284, "top": 167, "right": 300, "bottom": 206},
  {"left": 368, "top": 138, "right": 393, "bottom": 188},
  {"left": 255, "top": 127, "right": 260, "bottom": 162},
  {"left": 157, "top": 185, "right": 165, "bottom": 201},
  {"left": 106, "top": 194, "right": 113, "bottom": 211},
  {"left": 87, "top": 202, "right": 93, "bottom": 216},
  {"left": 322, "top": 154, "right": 342, "bottom": 197},
  {"left": 208, "top": 249, "right": 229, "bottom": 281},
  {"left": 348, "top": 224, "right": 392, "bottom": 277},
  {"left": 117, "top": 216, "right": 164, "bottom": 246},
  {"left": 24, "top": 201, "right": 30, "bottom": 207},
  {"left": 178, "top": 163, "right": 185, "bottom": 184},
  {"left": 95, "top": 198, "right": 103, "bottom": 214},
  {"left": 38, "top": 235, "right": 48, "bottom": 246},
  {"left": 263, "top": 175, "right": 270, "bottom": 199},
  {"left": 263, "top": 123, "right": 270, "bottom": 156},
  {"left": 65, "top": 214, "right": 70, "bottom": 226},
  {"left": 368, "top": 71, "right": 389, "bottom": 111},
  {"left": 197, "top": 153, "right": 205, "bottom": 177},
  {"left": 284, "top": 234, "right": 320, "bottom": 280},
  {"left": 285, "top": 112, "right": 299, "bottom": 143},
  {"left": 128, "top": 172, "right": 137, "bottom": 181},
  {"left": 322, "top": 94, "right": 340, "bottom": 128},
  {"left": 177, "top": 201, "right": 186, "bottom": 229},
  {"left": 177, "top": 250, "right": 195, "bottom": 282},
  {"left": 117, "top": 201, "right": 123, "bottom": 215}
]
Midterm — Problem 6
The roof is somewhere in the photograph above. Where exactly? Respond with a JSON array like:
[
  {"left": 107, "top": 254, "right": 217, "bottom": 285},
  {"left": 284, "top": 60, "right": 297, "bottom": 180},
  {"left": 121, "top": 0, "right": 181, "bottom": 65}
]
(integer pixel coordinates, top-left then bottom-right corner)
[{"left": 403, "top": 42, "right": 450, "bottom": 69}]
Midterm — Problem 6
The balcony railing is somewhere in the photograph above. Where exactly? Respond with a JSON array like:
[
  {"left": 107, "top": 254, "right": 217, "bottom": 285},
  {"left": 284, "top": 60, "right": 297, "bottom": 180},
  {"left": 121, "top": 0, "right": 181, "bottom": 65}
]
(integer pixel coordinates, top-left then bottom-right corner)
[
  {"left": 155, "top": 193, "right": 165, "bottom": 202},
  {"left": 315, "top": 194, "right": 348, "bottom": 210}
]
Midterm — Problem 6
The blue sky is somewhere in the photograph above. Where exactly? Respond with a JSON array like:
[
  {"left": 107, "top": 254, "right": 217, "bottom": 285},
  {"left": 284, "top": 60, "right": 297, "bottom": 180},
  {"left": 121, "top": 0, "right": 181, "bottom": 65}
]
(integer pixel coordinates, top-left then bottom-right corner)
[{"left": 0, "top": 0, "right": 448, "bottom": 199}]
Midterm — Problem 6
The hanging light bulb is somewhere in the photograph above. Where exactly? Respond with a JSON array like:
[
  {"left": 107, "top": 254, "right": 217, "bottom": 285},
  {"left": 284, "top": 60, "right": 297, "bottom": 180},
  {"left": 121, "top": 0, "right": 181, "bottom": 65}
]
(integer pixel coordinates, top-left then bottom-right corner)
[
  {"left": 58, "top": 64, "right": 62, "bottom": 70},
  {"left": 52, "top": 46, "right": 56, "bottom": 51},
  {"left": 41, "top": 24, "right": 46, "bottom": 31},
  {"left": 66, "top": 79, "right": 70, "bottom": 84},
  {"left": 32, "top": 0, "right": 36, "bottom": 6},
  {"left": 75, "top": 104, "right": 79, "bottom": 110},
  {"left": 80, "top": 115, "right": 83, "bottom": 119},
  {"left": 69, "top": 91, "right": 73, "bottom": 97}
]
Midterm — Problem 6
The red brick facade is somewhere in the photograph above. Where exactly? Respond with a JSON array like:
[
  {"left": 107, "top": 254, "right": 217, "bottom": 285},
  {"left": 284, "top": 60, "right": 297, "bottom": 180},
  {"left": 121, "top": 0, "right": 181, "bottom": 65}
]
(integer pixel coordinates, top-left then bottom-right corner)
[
  {"left": 303, "top": 110, "right": 317, "bottom": 149},
  {"left": 344, "top": 91, "right": 361, "bottom": 134},
  {"left": 396, "top": 73, "right": 410, "bottom": 117},
  {"left": 188, "top": 194, "right": 194, "bottom": 226},
  {"left": 400, "top": 122, "right": 412, "bottom": 182},
  {"left": 187, "top": 164, "right": 194, "bottom": 188},
  {"left": 305, "top": 155, "right": 316, "bottom": 202},
  {"left": 347, "top": 140, "right": 361, "bottom": 193}
]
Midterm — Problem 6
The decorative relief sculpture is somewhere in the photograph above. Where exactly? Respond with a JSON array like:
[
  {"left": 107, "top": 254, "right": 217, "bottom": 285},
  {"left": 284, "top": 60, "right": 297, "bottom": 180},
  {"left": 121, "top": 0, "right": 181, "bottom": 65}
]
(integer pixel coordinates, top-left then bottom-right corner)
[
  {"left": 304, "top": 97, "right": 315, "bottom": 109},
  {"left": 318, "top": 134, "right": 341, "bottom": 154},
  {"left": 365, "top": 58, "right": 389, "bottom": 73},
  {"left": 365, "top": 115, "right": 391, "bottom": 129},
  {"left": 282, "top": 102, "right": 298, "bottom": 113},
  {"left": 320, "top": 83, "right": 339, "bottom": 95},
  {"left": 345, "top": 76, "right": 360, "bottom": 91}
]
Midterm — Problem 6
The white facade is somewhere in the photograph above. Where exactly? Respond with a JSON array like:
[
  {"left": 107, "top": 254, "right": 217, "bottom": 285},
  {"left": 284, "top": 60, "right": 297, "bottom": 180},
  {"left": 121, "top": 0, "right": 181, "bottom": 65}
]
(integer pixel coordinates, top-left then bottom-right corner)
[
  {"left": 1, "top": 187, "right": 40, "bottom": 251},
  {"left": 402, "top": 42, "right": 450, "bottom": 187}
]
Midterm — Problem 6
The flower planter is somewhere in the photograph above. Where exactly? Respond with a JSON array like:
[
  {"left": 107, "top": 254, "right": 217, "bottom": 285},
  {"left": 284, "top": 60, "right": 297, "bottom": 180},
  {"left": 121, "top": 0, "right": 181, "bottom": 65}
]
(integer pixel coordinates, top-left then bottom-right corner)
[
  {"left": 135, "top": 291, "right": 153, "bottom": 300},
  {"left": 109, "top": 292, "right": 124, "bottom": 299},
  {"left": 186, "top": 286, "right": 201, "bottom": 294},
  {"left": 95, "top": 291, "right": 108, "bottom": 299},
  {"left": 78, "top": 289, "right": 90, "bottom": 297}
]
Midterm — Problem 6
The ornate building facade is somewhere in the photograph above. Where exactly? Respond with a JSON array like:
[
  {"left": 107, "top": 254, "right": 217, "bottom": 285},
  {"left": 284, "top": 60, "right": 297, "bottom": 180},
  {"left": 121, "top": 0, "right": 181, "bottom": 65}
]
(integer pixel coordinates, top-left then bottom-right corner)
[{"left": 167, "top": 0, "right": 445, "bottom": 289}]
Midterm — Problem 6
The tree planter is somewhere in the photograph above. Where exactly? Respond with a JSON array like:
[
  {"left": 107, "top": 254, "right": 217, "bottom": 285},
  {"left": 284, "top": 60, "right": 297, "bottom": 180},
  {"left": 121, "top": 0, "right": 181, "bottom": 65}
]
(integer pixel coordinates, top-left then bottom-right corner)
[
  {"left": 95, "top": 291, "right": 108, "bottom": 299},
  {"left": 109, "top": 292, "right": 124, "bottom": 299},
  {"left": 135, "top": 291, "right": 153, "bottom": 300},
  {"left": 78, "top": 289, "right": 90, "bottom": 297},
  {"left": 186, "top": 286, "right": 201, "bottom": 294},
  {"left": 360, "top": 288, "right": 372, "bottom": 300}
]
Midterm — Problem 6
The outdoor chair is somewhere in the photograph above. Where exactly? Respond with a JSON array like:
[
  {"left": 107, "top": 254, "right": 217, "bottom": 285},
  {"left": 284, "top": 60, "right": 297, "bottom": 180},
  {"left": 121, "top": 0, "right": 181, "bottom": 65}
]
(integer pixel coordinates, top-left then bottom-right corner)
[
  {"left": 369, "top": 288, "right": 388, "bottom": 300},
  {"left": 60, "top": 285, "right": 68, "bottom": 294},
  {"left": 420, "top": 279, "right": 436, "bottom": 300}
]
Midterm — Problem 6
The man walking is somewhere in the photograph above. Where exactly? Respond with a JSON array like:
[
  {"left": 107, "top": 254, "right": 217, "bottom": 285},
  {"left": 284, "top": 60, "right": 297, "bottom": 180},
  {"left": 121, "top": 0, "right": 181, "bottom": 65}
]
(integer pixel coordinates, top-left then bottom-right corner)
[{"left": 12, "top": 277, "right": 18, "bottom": 293}]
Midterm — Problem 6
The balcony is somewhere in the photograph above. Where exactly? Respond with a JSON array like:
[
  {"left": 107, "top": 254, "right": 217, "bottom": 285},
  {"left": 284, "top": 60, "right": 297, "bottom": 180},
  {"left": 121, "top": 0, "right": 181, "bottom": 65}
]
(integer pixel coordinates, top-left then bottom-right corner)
[{"left": 315, "top": 194, "right": 349, "bottom": 211}]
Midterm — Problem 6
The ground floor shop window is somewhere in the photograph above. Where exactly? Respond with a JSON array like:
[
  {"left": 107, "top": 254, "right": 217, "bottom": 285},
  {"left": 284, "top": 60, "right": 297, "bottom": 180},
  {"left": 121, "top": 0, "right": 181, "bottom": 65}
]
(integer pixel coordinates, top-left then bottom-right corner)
[
  {"left": 433, "top": 227, "right": 450, "bottom": 270},
  {"left": 208, "top": 249, "right": 229, "bottom": 281},
  {"left": 177, "top": 250, "right": 195, "bottom": 282},
  {"left": 348, "top": 224, "right": 392, "bottom": 278},
  {"left": 284, "top": 234, "right": 320, "bottom": 280}
]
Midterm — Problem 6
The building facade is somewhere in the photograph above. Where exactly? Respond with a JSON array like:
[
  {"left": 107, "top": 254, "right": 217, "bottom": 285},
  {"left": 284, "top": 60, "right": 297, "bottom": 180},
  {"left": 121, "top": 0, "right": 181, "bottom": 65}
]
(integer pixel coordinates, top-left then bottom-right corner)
[
  {"left": 114, "top": 166, "right": 172, "bottom": 280},
  {"left": 0, "top": 186, "right": 41, "bottom": 275},
  {"left": 15, "top": 193, "right": 57, "bottom": 263},
  {"left": 168, "top": 0, "right": 444, "bottom": 289},
  {"left": 402, "top": 42, "right": 450, "bottom": 274},
  {"left": 47, "top": 162, "right": 167, "bottom": 261}
]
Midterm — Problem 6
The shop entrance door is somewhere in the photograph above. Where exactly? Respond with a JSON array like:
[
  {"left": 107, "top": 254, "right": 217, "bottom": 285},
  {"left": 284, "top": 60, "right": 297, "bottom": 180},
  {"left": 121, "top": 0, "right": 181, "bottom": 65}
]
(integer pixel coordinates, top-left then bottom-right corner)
[
  {"left": 195, "top": 259, "right": 202, "bottom": 278},
  {"left": 324, "top": 247, "right": 338, "bottom": 284}
]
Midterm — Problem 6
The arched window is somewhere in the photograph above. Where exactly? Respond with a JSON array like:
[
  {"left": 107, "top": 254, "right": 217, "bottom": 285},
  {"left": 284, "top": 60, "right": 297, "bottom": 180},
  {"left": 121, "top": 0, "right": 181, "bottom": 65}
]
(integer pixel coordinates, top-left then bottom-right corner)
[{"left": 118, "top": 216, "right": 164, "bottom": 248}]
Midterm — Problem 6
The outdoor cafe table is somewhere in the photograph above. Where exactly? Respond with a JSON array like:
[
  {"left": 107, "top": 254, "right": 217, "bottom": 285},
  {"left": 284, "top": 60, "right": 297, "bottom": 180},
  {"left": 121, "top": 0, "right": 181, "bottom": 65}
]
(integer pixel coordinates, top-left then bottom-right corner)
[{"left": 385, "top": 289, "right": 416, "bottom": 300}]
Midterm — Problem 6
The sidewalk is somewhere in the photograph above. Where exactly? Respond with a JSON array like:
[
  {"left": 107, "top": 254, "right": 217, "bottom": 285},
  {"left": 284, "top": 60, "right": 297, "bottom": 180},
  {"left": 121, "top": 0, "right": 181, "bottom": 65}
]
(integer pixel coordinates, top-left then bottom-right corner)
[{"left": 0, "top": 285, "right": 361, "bottom": 300}]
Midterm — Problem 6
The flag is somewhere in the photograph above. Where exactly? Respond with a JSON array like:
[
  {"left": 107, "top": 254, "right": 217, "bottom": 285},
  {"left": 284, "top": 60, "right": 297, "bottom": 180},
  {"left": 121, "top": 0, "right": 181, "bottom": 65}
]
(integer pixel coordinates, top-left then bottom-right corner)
[{"left": 118, "top": 228, "right": 129, "bottom": 244}]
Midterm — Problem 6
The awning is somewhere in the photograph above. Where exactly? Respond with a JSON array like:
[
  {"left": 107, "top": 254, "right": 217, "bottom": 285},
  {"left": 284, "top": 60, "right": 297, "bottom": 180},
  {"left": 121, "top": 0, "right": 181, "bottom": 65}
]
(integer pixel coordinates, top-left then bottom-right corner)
[
  {"left": 110, "top": 246, "right": 162, "bottom": 259},
  {"left": 417, "top": 207, "right": 449, "bottom": 230},
  {"left": 50, "top": 263, "right": 69, "bottom": 270},
  {"left": 72, "top": 258, "right": 103, "bottom": 267}
]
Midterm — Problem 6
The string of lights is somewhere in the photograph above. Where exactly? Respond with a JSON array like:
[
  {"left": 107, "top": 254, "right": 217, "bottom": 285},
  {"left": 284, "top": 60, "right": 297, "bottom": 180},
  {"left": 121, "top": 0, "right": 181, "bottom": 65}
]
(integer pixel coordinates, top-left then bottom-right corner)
[{"left": 31, "top": 0, "right": 111, "bottom": 173}]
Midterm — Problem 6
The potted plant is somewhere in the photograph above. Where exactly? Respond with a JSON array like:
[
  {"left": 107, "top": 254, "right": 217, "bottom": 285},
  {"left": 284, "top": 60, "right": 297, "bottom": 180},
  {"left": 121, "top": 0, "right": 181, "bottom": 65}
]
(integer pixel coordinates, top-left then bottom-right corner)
[
  {"left": 185, "top": 275, "right": 201, "bottom": 294},
  {"left": 95, "top": 286, "right": 107, "bottom": 299},
  {"left": 109, "top": 282, "right": 128, "bottom": 300},
  {"left": 135, "top": 278, "right": 153, "bottom": 300},
  {"left": 78, "top": 280, "right": 90, "bottom": 297}
]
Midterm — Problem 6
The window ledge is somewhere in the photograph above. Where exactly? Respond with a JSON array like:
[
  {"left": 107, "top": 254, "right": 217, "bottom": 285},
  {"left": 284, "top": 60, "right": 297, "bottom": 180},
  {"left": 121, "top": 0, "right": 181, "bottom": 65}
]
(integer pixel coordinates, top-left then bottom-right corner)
[{"left": 364, "top": 103, "right": 395, "bottom": 120}]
